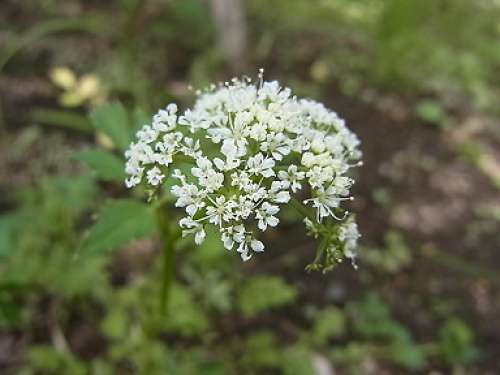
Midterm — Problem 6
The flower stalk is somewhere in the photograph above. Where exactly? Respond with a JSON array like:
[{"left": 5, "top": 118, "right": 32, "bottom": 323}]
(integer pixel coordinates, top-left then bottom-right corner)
[{"left": 156, "top": 204, "right": 177, "bottom": 314}]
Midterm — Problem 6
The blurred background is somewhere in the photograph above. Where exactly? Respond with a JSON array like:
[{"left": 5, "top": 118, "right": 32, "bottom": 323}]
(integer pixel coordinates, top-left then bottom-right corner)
[{"left": 1, "top": 0, "right": 500, "bottom": 374}]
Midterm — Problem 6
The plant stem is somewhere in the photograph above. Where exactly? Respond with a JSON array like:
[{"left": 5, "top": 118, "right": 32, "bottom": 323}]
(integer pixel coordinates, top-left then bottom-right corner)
[
  {"left": 421, "top": 244, "right": 500, "bottom": 283},
  {"left": 289, "top": 197, "right": 316, "bottom": 223},
  {"left": 157, "top": 205, "right": 176, "bottom": 314}
]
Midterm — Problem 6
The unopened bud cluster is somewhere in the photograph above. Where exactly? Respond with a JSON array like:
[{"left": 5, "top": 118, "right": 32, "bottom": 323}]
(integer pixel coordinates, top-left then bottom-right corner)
[{"left": 125, "top": 72, "right": 362, "bottom": 270}]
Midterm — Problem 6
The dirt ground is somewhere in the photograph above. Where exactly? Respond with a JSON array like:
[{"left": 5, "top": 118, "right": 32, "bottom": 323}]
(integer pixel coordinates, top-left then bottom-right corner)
[{"left": 338, "top": 92, "right": 500, "bottom": 373}]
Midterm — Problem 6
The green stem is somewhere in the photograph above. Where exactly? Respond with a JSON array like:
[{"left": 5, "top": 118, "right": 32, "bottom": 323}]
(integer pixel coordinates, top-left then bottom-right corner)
[
  {"left": 422, "top": 244, "right": 500, "bottom": 283},
  {"left": 156, "top": 205, "right": 176, "bottom": 314},
  {"left": 289, "top": 198, "right": 331, "bottom": 271},
  {"left": 289, "top": 197, "right": 316, "bottom": 223}
]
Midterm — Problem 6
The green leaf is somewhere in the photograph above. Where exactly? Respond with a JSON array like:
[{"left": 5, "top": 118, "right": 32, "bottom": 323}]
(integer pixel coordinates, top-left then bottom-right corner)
[
  {"left": 89, "top": 102, "right": 132, "bottom": 151},
  {"left": 237, "top": 275, "right": 297, "bottom": 317},
  {"left": 75, "top": 149, "right": 126, "bottom": 181},
  {"left": 389, "top": 341, "right": 426, "bottom": 370},
  {"left": 439, "top": 317, "right": 480, "bottom": 365},
  {"left": 31, "top": 108, "right": 93, "bottom": 132},
  {"left": 101, "top": 309, "right": 128, "bottom": 339},
  {"left": 0, "top": 213, "right": 20, "bottom": 259},
  {"left": 242, "top": 330, "right": 280, "bottom": 368},
  {"left": 310, "top": 306, "right": 345, "bottom": 345},
  {"left": 133, "top": 107, "right": 152, "bottom": 131},
  {"left": 282, "top": 345, "right": 316, "bottom": 375},
  {"left": 79, "top": 199, "right": 155, "bottom": 253},
  {"left": 415, "top": 99, "right": 450, "bottom": 129},
  {"left": 0, "top": 298, "right": 22, "bottom": 326}
]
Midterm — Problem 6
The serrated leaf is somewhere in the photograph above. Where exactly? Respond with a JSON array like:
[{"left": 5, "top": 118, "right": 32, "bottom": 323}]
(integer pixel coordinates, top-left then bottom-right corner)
[
  {"left": 79, "top": 199, "right": 155, "bottom": 253},
  {"left": 89, "top": 102, "right": 132, "bottom": 151},
  {"left": 75, "top": 149, "right": 126, "bottom": 180}
]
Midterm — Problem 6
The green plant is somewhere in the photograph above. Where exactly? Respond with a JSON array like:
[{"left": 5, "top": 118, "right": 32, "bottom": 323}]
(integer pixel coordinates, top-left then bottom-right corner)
[
  {"left": 340, "top": 292, "right": 426, "bottom": 371},
  {"left": 438, "top": 317, "right": 480, "bottom": 369},
  {"left": 237, "top": 275, "right": 297, "bottom": 318},
  {"left": 360, "top": 230, "right": 413, "bottom": 273},
  {"left": 0, "top": 173, "right": 107, "bottom": 300},
  {"left": 415, "top": 99, "right": 451, "bottom": 129}
]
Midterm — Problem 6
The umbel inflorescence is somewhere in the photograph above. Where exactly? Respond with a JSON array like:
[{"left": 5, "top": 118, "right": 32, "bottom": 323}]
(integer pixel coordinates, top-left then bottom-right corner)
[{"left": 125, "top": 71, "right": 362, "bottom": 271}]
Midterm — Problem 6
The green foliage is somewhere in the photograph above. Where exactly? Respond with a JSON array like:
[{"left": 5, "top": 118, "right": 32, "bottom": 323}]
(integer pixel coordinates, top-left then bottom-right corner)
[
  {"left": 79, "top": 199, "right": 156, "bottom": 254},
  {"left": 21, "top": 345, "right": 87, "bottom": 375},
  {"left": 0, "top": 173, "right": 109, "bottom": 299},
  {"left": 89, "top": 102, "right": 135, "bottom": 151},
  {"left": 75, "top": 149, "right": 127, "bottom": 180},
  {"left": 308, "top": 306, "right": 345, "bottom": 346},
  {"left": 361, "top": 230, "right": 413, "bottom": 273},
  {"left": 85, "top": 276, "right": 218, "bottom": 374},
  {"left": 415, "top": 99, "right": 451, "bottom": 129},
  {"left": 281, "top": 345, "right": 316, "bottom": 375},
  {"left": 240, "top": 330, "right": 281, "bottom": 368},
  {"left": 370, "top": 0, "right": 500, "bottom": 103},
  {"left": 74, "top": 101, "right": 160, "bottom": 257},
  {"left": 236, "top": 275, "right": 298, "bottom": 318},
  {"left": 0, "top": 283, "right": 23, "bottom": 326},
  {"left": 438, "top": 317, "right": 480, "bottom": 367},
  {"left": 347, "top": 292, "right": 426, "bottom": 370},
  {"left": 331, "top": 341, "right": 369, "bottom": 375},
  {"left": 0, "top": 213, "right": 18, "bottom": 259},
  {"left": 249, "top": 0, "right": 500, "bottom": 113},
  {"left": 31, "top": 108, "right": 93, "bottom": 132},
  {"left": 240, "top": 330, "right": 315, "bottom": 374}
]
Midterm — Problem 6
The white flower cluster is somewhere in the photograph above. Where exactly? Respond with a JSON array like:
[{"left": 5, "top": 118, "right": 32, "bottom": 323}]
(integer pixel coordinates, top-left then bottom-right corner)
[{"left": 125, "top": 72, "right": 362, "bottom": 270}]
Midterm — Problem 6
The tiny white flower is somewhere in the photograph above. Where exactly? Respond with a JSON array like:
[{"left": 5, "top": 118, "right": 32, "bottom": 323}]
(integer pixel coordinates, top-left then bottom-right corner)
[
  {"left": 304, "top": 185, "right": 342, "bottom": 220},
  {"left": 136, "top": 125, "right": 158, "bottom": 143},
  {"left": 153, "top": 104, "right": 178, "bottom": 132},
  {"left": 307, "top": 166, "right": 334, "bottom": 188},
  {"left": 256, "top": 202, "right": 280, "bottom": 231},
  {"left": 338, "top": 219, "right": 360, "bottom": 268},
  {"left": 178, "top": 108, "right": 211, "bottom": 132},
  {"left": 192, "top": 157, "right": 224, "bottom": 192},
  {"left": 179, "top": 217, "right": 206, "bottom": 245},
  {"left": 244, "top": 182, "right": 267, "bottom": 202},
  {"left": 268, "top": 181, "right": 291, "bottom": 203},
  {"left": 146, "top": 166, "right": 165, "bottom": 186},
  {"left": 125, "top": 173, "right": 142, "bottom": 188},
  {"left": 234, "top": 195, "right": 254, "bottom": 220},
  {"left": 247, "top": 153, "right": 275, "bottom": 177},
  {"left": 205, "top": 195, "right": 237, "bottom": 227},
  {"left": 260, "top": 132, "right": 291, "bottom": 160},
  {"left": 249, "top": 122, "right": 268, "bottom": 141},
  {"left": 278, "top": 165, "right": 304, "bottom": 193},
  {"left": 237, "top": 234, "right": 265, "bottom": 261},
  {"left": 221, "top": 224, "right": 246, "bottom": 250},
  {"left": 171, "top": 183, "right": 206, "bottom": 216}
]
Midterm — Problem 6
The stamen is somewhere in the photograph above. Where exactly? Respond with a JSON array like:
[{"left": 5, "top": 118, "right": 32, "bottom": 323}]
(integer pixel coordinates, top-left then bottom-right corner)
[{"left": 258, "top": 68, "right": 264, "bottom": 89}]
